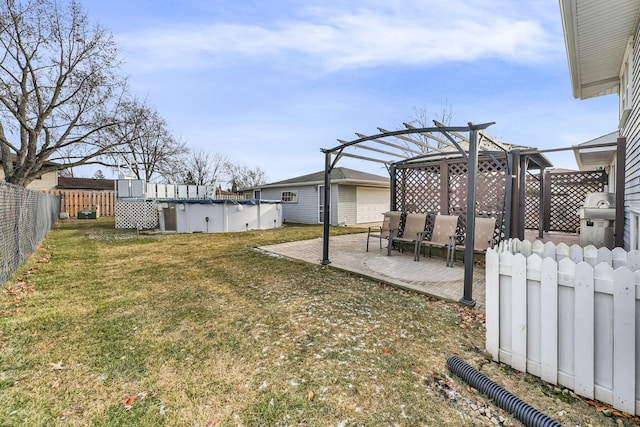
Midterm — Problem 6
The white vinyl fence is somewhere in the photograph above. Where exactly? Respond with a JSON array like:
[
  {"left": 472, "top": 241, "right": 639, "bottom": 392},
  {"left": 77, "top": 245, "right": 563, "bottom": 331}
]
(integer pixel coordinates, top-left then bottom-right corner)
[{"left": 486, "top": 239, "right": 640, "bottom": 415}]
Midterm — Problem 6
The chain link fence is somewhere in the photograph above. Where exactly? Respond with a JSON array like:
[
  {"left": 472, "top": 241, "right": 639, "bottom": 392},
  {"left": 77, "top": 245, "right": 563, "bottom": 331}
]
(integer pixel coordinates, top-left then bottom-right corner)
[{"left": 1, "top": 181, "right": 60, "bottom": 286}]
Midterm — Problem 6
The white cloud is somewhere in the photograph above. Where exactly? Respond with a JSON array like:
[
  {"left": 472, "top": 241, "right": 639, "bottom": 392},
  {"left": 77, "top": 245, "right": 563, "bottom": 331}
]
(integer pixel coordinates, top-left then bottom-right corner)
[{"left": 117, "top": 0, "right": 561, "bottom": 73}]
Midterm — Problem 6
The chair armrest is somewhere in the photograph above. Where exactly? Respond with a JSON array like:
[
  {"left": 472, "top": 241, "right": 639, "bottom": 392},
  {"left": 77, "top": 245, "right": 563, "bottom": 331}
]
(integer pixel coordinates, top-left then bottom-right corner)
[{"left": 368, "top": 225, "right": 382, "bottom": 232}]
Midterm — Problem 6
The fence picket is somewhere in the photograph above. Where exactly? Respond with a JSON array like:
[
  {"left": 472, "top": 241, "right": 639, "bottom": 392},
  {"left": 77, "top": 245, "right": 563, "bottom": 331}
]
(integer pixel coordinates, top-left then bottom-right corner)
[
  {"left": 613, "top": 267, "right": 636, "bottom": 413},
  {"left": 512, "top": 253, "right": 528, "bottom": 372},
  {"left": 628, "top": 250, "right": 640, "bottom": 272},
  {"left": 526, "top": 254, "right": 543, "bottom": 377},
  {"left": 499, "top": 251, "right": 514, "bottom": 365},
  {"left": 540, "top": 256, "right": 558, "bottom": 384},
  {"left": 519, "top": 239, "right": 531, "bottom": 257},
  {"left": 612, "top": 247, "right": 628, "bottom": 269},
  {"left": 584, "top": 245, "right": 598, "bottom": 266},
  {"left": 598, "top": 247, "right": 613, "bottom": 266},
  {"left": 570, "top": 244, "right": 583, "bottom": 263},
  {"left": 556, "top": 242, "right": 570, "bottom": 261},
  {"left": 574, "top": 261, "right": 595, "bottom": 399},
  {"left": 532, "top": 240, "right": 544, "bottom": 258}
]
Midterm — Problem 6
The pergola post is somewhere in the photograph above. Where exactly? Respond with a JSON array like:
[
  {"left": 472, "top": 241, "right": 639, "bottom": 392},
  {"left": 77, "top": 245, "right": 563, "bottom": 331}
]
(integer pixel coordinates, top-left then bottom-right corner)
[
  {"left": 460, "top": 128, "right": 479, "bottom": 307},
  {"left": 321, "top": 151, "right": 332, "bottom": 265},
  {"left": 389, "top": 164, "right": 397, "bottom": 211}
]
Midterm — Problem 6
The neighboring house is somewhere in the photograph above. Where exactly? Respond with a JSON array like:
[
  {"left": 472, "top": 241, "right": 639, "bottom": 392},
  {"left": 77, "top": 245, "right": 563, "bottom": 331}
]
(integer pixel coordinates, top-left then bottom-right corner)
[
  {"left": 560, "top": 0, "right": 640, "bottom": 250},
  {"left": 57, "top": 176, "right": 115, "bottom": 191},
  {"left": 0, "top": 153, "right": 59, "bottom": 191},
  {"left": 245, "top": 167, "right": 390, "bottom": 226},
  {"left": 573, "top": 131, "right": 619, "bottom": 190}
]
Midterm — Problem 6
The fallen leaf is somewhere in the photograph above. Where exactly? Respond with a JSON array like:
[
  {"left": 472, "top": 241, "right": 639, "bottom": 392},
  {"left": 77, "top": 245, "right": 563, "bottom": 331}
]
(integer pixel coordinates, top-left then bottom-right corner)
[
  {"left": 49, "top": 361, "right": 64, "bottom": 370},
  {"left": 308, "top": 391, "right": 315, "bottom": 401},
  {"left": 382, "top": 348, "right": 392, "bottom": 355},
  {"left": 51, "top": 378, "right": 62, "bottom": 389},
  {"left": 206, "top": 418, "right": 220, "bottom": 426},
  {"left": 123, "top": 394, "right": 136, "bottom": 410}
]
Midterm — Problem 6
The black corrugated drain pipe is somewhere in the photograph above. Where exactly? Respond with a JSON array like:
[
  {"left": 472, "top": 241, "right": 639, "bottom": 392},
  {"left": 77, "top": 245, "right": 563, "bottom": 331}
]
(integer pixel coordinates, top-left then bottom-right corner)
[{"left": 446, "top": 355, "right": 562, "bottom": 427}]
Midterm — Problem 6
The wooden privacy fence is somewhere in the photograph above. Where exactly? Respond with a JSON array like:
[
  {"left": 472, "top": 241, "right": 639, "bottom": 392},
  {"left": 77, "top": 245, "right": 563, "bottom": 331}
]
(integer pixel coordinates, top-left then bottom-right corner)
[
  {"left": 45, "top": 190, "right": 115, "bottom": 217},
  {"left": 486, "top": 239, "right": 640, "bottom": 416}
]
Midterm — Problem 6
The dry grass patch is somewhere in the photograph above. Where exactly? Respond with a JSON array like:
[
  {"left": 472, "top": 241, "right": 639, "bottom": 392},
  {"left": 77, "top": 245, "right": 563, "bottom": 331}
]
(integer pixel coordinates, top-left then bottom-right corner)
[{"left": 0, "top": 218, "right": 632, "bottom": 426}]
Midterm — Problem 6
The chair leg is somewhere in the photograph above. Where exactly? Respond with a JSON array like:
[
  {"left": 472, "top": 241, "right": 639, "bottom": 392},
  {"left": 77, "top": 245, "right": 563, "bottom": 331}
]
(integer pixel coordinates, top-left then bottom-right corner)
[{"left": 366, "top": 232, "right": 370, "bottom": 252}]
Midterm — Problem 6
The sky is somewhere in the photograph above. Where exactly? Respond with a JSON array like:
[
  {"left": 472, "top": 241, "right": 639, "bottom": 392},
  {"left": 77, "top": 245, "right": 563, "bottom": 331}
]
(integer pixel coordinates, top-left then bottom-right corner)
[{"left": 80, "top": 0, "right": 620, "bottom": 183}]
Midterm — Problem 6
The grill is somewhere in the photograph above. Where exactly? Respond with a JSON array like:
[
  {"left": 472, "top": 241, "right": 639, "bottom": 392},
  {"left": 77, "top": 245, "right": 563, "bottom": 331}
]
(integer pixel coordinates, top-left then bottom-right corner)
[{"left": 578, "top": 192, "right": 615, "bottom": 249}]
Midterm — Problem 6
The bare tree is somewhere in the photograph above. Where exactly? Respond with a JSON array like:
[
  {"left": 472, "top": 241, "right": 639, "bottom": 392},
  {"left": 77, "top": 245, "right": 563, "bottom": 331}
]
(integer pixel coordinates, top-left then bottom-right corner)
[
  {"left": 105, "top": 98, "right": 187, "bottom": 182},
  {"left": 160, "top": 149, "right": 228, "bottom": 186},
  {"left": 227, "top": 162, "right": 267, "bottom": 192},
  {"left": 401, "top": 102, "right": 454, "bottom": 154},
  {"left": 0, "top": 0, "right": 129, "bottom": 186}
]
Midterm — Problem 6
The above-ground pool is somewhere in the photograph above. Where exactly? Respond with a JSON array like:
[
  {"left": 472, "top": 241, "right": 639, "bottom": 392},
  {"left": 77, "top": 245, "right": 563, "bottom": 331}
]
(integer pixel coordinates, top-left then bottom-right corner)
[{"left": 157, "top": 199, "right": 283, "bottom": 233}]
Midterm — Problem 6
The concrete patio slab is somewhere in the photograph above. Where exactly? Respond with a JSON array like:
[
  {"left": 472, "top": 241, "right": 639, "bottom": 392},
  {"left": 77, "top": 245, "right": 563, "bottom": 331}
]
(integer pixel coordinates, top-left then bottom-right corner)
[{"left": 258, "top": 233, "right": 487, "bottom": 309}]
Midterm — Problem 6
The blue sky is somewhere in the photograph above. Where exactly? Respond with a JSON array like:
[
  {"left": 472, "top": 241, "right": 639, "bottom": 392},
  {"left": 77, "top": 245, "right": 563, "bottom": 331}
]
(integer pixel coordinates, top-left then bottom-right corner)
[{"left": 81, "top": 0, "right": 619, "bottom": 182}]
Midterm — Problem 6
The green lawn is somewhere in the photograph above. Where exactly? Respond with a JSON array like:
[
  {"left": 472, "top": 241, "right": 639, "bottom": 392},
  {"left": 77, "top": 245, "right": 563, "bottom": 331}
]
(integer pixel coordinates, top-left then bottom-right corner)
[{"left": 0, "top": 218, "right": 627, "bottom": 426}]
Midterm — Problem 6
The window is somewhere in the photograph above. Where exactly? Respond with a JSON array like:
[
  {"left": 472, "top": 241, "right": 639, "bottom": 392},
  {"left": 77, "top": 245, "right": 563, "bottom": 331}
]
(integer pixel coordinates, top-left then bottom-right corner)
[
  {"left": 630, "top": 204, "right": 640, "bottom": 251},
  {"left": 281, "top": 191, "right": 298, "bottom": 203},
  {"left": 619, "top": 37, "right": 634, "bottom": 127}
]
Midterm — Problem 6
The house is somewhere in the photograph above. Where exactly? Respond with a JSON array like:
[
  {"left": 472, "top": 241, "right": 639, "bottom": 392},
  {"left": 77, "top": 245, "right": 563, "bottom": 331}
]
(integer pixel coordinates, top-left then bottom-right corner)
[
  {"left": 245, "top": 167, "right": 390, "bottom": 226},
  {"left": 57, "top": 176, "right": 115, "bottom": 191},
  {"left": 573, "top": 131, "right": 619, "bottom": 190},
  {"left": 560, "top": 0, "right": 640, "bottom": 250},
  {"left": 0, "top": 152, "right": 59, "bottom": 191}
]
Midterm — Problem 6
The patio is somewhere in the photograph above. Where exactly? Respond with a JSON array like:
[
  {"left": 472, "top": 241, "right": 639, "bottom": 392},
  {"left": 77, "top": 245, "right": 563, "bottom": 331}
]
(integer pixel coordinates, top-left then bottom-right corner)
[
  {"left": 260, "top": 232, "right": 487, "bottom": 307},
  {"left": 259, "top": 229, "right": 581, "bottom": 310}
]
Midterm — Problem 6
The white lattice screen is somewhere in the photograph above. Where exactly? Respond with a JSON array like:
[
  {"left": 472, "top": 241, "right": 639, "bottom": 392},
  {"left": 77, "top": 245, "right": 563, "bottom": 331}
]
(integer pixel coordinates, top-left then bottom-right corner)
[{"left": 115, "top": 201, "right": 159, "bottom": 229}]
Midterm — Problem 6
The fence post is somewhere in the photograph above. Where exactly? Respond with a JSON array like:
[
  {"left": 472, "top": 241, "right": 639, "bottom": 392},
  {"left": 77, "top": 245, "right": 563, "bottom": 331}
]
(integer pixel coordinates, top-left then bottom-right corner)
[{"left": 485, "top": 248, "right": 500, "bottom": 361}]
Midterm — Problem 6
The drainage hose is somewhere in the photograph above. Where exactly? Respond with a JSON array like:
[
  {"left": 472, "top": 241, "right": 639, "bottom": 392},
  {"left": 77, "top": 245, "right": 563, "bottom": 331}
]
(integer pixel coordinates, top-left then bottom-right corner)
[{"left": 446, "top": 355, "right": 562, "bottom": 427}]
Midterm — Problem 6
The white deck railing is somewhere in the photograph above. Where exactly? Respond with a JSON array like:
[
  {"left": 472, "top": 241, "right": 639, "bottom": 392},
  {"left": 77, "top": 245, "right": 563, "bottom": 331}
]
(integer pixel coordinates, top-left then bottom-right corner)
[{"left": 485, "top": 239, "right": 640, "bottom": 415}]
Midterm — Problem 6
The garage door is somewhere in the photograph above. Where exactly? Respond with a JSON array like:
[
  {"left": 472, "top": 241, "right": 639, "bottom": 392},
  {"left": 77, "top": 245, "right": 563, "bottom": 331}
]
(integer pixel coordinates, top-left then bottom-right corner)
[{"left": 356, "top": 187, "right": 390, "bottom": 224}]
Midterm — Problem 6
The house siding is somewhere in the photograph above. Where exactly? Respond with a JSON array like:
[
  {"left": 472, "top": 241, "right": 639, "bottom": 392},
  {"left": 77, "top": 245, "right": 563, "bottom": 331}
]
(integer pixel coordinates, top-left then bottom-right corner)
[
  {"left": 622, "top": 24, "right": 640, "bottom": 250},
  {"left": 0, "top": 169, "right": 58, "bottom": 191},
  {"left": 258, "top": 183, "right": 346, "bottom": 225},
  {"left": 260, "top": 186, "right": 318, "bottom": 224}
]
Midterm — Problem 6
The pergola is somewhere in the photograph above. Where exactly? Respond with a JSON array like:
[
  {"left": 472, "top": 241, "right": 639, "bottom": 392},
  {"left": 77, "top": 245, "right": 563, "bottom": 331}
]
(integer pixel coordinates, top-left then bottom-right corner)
[{"left": 321, "top": 121, "right": 516, "bottom": 306}]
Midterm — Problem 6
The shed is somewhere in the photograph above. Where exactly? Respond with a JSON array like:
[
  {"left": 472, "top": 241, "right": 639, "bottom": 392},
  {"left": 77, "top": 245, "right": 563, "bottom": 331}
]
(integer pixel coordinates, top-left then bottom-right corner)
[{"left": 246, "top": 167, "right": 390, "bottom": 226}]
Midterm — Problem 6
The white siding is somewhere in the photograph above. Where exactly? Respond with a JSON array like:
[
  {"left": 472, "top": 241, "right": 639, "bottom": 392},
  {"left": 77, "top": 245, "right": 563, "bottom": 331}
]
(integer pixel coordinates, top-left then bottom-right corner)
[
  {"left": 622, "top": 24, "right": 640, "bottom": 250},
  {"left": 260, "top": 186, "right": 319, "bottom": 224}
]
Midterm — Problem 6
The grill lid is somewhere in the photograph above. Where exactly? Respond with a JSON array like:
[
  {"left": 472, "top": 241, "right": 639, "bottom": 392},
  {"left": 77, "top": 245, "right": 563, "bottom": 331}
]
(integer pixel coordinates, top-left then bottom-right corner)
[{"left": 583, "top": 192, "right": 615, "bottom": 208}]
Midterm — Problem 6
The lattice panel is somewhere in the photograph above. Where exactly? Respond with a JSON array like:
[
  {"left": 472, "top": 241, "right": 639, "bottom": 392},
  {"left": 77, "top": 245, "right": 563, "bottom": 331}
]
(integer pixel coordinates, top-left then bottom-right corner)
[
  {"left": 525, "top": 175, "right": 540, "bottom": 229},
  {"left": 115, "top": 200, "right": 159, "bottom": 229},
  {"left": 448, "top": 159, "right": 507, "bottom": 243},
  {"left": 548, "top": 171, "right": 606, "bottom": 232},
  {"left": 394, "top": 166, "right": 440, "bottom": 213}
]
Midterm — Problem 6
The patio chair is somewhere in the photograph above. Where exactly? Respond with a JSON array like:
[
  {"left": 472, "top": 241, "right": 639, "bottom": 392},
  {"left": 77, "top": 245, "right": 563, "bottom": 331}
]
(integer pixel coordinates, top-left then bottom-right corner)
[
  {"left": 447, "top": 217, "right": 496, "bottom": 267},
  {"left": 415, "top": 215, "right": 459, "bottom": 261},
  {"left": 366, "top": 211, "right": 401, "bottom": 251},
  {"left": 388, "top": 212, "right": 427, "bottom": 260}
]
